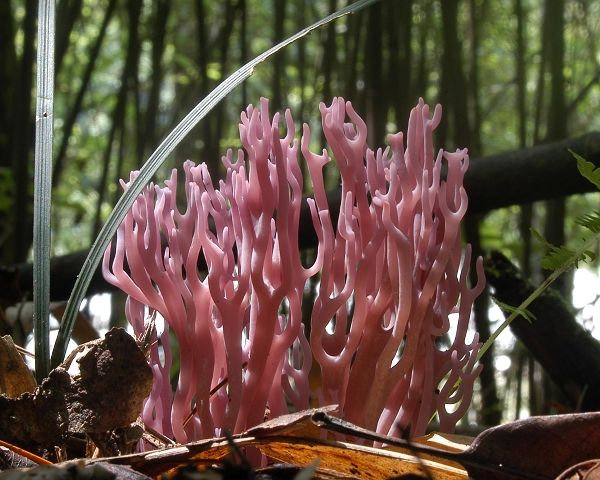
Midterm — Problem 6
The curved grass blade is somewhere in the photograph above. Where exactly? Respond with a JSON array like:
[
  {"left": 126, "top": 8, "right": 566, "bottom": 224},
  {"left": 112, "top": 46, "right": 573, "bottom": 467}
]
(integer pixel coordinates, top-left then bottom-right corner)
[
  {"left": 51, "top": 0, "right": 381, "bottom": 367},
  {"left": 33, "top": 0, "right": 55, "bottom": 380}
]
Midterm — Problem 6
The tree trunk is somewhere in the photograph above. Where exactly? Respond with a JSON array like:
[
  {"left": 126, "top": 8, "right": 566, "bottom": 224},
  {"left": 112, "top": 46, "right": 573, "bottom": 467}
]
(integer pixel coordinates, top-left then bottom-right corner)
[
  {"left": 55, "top": 0, "right": 82, "bottom": 75},
  {"left": 92, "top": 0, "right": 143, "bottom": 239},
  {"left": 440, "top": 0, "right": 500, "bottom": 427},
  {"left": 143, "top": 0, "right": 170, "bottom": 158},
  {"left": 53, "top": 0, "right": 117, "bottom": 189},
  {"left": 0, "top": 1, "right": 17, "bottom": 262},
  {"left": 386, "top": 0, "right": 413, "bottom": 129},
  {"left": 272, "top": 0, "right": 286, "bottom": 113},
  {"left": 10, "top": 0, "right": 37, "bottom": 264},
  {"left": 543, "top": 0, "right": 568, "bottom": 301},
  {"left": 364, "top": 2, "right": 385, "bottom": 145}
]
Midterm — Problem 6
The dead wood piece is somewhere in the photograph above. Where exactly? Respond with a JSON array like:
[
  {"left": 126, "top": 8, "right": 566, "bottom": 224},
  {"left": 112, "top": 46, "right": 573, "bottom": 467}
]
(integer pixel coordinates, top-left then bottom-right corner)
[
  {"left": 0, "top": 328, "right": 152, "bottom": 453},
  {"left": 67, "top": 328, "right": 152, "bottom": 434}
]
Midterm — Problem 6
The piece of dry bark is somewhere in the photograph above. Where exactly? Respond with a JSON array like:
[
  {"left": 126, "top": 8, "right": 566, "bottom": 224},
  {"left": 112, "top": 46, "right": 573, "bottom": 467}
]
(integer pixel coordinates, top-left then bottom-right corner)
[{"left": 0, "top": 328, "right": 152, "bottom": 453}]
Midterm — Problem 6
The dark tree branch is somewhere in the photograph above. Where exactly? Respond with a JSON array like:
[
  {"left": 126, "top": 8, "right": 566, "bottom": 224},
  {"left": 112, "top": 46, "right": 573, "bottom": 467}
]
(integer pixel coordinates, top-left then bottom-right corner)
[
  {"left": 485, "top": 250, "right": 600, "bottom": 411},
  {"left": 3, "top": 131, "right": 600, "bottom": 303},
  {"left": 54, "top": 0, "right": 82, "bottom": 75},
  {"left": 387, "top": 0, "right": 413, "bottom": 130},
  {"left": 0, "top": 1, "right": 17, "bottom": 169},
  {"left": 53, "top": 0, "right": 117, "bottom": 189},
  {"left": 465, "top": 131, "right": 600, "bottom": 213},
  {"left": 10, "top": 0, "right": 36, "bottom": 264},
  {"left": 320, "top": 0, "right": 337, "bottom": 111},
  {"left": 143, "top": 0, "right": 170, "bottom": 157},
  {"left": 567, "top": 68, "right": 600, "bottom": 117},
  {"left": 93, "top": 0, "right": 143, "bottom": 238},
  {"left": 271, "top": 0, "right": 286, "bottom": 113},
  {"left": 365, "top": 2, "right": 385, "bottom": 145},
  {"left": 0, "top": 250, "right": 115, "bottom": 307}
]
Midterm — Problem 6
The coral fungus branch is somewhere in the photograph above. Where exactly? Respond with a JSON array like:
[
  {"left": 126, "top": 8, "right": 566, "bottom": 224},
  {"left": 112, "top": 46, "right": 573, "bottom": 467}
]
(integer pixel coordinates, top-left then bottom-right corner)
[{"left": 103, "top": 97, "right": 484, "bottom": 443}]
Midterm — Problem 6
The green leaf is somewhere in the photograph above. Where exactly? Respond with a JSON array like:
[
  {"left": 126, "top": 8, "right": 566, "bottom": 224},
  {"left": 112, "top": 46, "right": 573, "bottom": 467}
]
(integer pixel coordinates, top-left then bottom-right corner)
[
  {"left": 572, "top": 149, "right": 600, "bottom": 190},
  {"left": 33, "top": 0, "right": 55, "bottom": 380},
  {"left": 532, "top": 224, "right": 596, "bottom": 271},
  {"left": 575, "top": 212, "right": 600, "bottom": 233},
  {"left": 492, "top": 298, "right": 536, "bottom": 323},
  {"left": 530, "top": 228, "right": 552, "bottom": 250},
  {"left": 51, "top": 0, "right": 382, "bottom": 368},
  {"left": 541, "top": 245, "right": 580, "bottom": 270}
]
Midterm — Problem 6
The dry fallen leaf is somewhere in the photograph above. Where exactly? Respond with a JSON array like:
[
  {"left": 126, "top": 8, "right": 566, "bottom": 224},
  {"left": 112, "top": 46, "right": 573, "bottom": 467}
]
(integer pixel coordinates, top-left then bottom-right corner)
[
  {"left": 413, "top": 432, "right": 473, "bottom": 453},
  {"left": 251, "top": 436, "right": 468, "bottom": 479},
  {"left": 0, "top": 335, "right": 36, "bottom": 397},
  {"left": 460, "top": 412, "right": 600, "bottom": 479},
  {"left": 84, "top": 408, "right": 600, "bottom": 479},
  {"left": 555, "top": 459, "right": 600, "bottom": 480},
  {"left": 311, "top": 411, "right": 600, "bottom": 479},
  {"left": 89, "top": 408, "right": 468, "bottom": 478}
]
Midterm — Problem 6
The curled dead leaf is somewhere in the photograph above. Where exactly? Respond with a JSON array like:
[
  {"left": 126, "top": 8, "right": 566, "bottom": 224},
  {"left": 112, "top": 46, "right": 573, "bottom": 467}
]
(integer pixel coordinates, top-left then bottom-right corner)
[
  {"left": 462, "top": 413, "right": 600, "bottom": 479},
  {"left": 555, "top": 459, "right": 600, "bottom": 480}
]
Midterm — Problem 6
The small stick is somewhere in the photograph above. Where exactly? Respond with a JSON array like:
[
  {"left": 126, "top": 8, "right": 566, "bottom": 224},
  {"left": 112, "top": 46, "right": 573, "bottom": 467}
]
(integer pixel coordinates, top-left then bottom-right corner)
[
  {"left": 0, "top": 439, "right": 53, "bottom": 465},
  {"left": 183, "top": 362, "right": 249, "bottom": 428}
]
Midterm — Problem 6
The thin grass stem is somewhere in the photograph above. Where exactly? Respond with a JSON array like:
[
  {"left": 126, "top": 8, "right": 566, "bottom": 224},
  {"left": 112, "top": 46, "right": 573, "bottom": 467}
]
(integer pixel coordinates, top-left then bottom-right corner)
[{"left": 33, "top": 0, "right": 55, "bottom": 380}]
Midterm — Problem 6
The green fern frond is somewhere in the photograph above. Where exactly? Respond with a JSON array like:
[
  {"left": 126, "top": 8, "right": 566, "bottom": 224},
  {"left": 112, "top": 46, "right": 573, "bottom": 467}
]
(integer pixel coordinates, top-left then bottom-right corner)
[
  {"left": 493, "top": 298, "right": 536, "bottom": 323},
  {"left": 530, "top": 228, "right": 553, "bottom": 250},
  {"left": 532, "top": 227, "right": 595, "bottom": 270},
  {"left": 575, "top": 212, "right": 600, "bottom": 233},
  {"left": 541, "top": 245, "right": 581, "bottom": 270},
  {"left": 572, "top": 149, "right": 600, "bottom": 190}
]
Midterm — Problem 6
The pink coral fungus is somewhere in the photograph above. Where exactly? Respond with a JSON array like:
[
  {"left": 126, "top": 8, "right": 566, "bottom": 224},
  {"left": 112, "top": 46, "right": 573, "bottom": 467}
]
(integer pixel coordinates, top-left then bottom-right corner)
[{"left": 103, "top": 98, "right": 485, "bottom": 443}]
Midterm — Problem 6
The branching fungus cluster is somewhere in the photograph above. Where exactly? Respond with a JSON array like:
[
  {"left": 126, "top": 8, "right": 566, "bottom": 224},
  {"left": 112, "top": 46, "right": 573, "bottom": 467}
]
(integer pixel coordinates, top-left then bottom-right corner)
[{"left": 103, "top": 98, "right": 485, "bottom": 443}]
